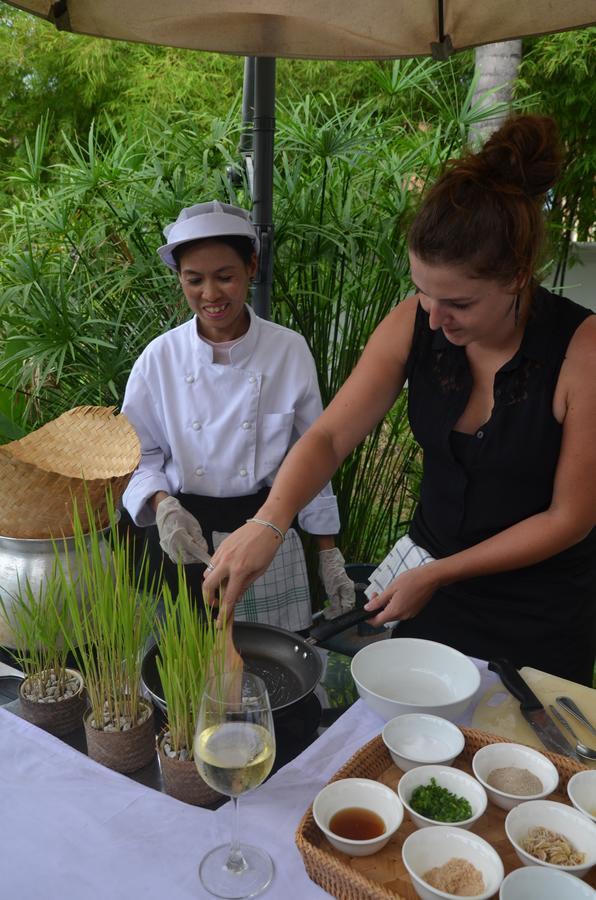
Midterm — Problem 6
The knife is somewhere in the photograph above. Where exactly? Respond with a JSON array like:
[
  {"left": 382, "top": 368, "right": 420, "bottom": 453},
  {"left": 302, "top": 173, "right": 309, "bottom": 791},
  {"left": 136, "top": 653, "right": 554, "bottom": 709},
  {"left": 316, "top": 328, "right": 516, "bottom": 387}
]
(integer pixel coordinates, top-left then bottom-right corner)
[{"left": 488, "top": 658, "right": 582, "bottom": 762}]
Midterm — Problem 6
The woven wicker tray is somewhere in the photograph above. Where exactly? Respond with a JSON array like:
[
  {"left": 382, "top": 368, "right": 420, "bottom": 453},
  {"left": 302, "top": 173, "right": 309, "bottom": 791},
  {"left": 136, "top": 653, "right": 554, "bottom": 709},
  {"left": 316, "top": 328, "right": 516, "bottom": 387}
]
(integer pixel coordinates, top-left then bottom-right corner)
[{"left": 295, "top": 727, "right": 594, "bottom": 899}]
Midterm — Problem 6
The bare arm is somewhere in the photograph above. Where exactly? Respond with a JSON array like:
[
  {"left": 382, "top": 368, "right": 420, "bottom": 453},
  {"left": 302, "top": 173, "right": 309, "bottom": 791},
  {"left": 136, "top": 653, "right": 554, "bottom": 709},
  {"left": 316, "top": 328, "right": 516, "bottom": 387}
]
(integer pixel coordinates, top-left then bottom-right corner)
[
  {"left": 365, "top": 315, "right": 596, "bottom": 624},
  {"left": 204, "top": 296, "right": 419, "bottom": 610}
]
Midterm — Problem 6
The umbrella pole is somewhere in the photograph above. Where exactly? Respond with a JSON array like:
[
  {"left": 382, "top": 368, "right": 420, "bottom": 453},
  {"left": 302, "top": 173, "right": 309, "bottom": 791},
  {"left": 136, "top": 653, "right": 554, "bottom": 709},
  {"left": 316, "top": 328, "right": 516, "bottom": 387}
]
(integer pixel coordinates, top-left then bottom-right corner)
[
  {"left": 239, "top": 57, "right": 255, "bottom": 164},
  {"left": 252, "top": 57, "right": 276, "bottom": 320}
]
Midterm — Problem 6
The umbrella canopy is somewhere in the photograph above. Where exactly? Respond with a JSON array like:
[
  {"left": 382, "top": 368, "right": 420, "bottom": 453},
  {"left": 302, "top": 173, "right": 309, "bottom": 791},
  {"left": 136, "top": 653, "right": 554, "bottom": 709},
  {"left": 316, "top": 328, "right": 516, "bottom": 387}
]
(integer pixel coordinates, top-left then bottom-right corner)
[{"left": 4, "top": 1, "right": 595, "bottom": 60}]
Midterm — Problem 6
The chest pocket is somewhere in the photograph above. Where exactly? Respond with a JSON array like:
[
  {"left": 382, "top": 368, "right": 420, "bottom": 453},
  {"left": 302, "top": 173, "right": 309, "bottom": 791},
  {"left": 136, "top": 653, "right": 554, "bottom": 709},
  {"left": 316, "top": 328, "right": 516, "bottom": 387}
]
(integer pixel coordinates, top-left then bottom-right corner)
[{"left": 256, "top": 412, "right": 295, "bottom": 477}]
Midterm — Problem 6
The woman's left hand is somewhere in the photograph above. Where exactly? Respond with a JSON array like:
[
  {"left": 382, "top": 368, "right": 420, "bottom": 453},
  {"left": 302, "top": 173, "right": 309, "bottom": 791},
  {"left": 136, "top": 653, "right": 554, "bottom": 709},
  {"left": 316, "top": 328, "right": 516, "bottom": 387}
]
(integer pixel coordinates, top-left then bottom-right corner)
[{"left": 363, "top": 564, "right": 440, "bottom": 626}]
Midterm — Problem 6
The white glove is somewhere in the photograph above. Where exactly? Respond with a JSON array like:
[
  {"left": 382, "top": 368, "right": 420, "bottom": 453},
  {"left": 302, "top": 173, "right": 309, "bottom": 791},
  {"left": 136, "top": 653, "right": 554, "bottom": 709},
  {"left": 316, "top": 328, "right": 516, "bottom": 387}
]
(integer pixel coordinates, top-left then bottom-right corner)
[
  {"left": 318, "top": 548, "right": 356, "bottom": 620},
  {"left": 155, "top": 496, "right": 210, "bottom": 565}
]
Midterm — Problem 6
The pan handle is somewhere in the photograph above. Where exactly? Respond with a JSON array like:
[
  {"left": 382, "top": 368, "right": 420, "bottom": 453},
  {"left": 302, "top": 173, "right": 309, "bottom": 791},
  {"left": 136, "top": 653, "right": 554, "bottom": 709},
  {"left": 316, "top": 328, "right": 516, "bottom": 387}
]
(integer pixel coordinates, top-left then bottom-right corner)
[{"left": 307, "top": 606, "right": 376, "bottom": 644}]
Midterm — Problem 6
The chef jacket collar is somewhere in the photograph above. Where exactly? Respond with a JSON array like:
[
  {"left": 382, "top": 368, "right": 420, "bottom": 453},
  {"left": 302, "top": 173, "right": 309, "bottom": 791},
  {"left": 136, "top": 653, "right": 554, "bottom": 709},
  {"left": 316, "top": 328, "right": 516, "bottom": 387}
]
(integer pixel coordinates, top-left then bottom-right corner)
[
  {"left": 430, "top": 286, "right": 553, "bottom": 369},
  {"left": 189, "top": 303, "right": 259, "bottom": 366}
]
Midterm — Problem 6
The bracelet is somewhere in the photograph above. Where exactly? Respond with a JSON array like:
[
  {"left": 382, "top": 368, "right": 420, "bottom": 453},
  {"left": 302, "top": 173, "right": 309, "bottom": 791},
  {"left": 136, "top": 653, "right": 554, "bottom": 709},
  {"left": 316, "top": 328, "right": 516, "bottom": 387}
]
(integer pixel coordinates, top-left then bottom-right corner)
[{"left": 246, "top": 517, "right": 285, "bottom": 543}]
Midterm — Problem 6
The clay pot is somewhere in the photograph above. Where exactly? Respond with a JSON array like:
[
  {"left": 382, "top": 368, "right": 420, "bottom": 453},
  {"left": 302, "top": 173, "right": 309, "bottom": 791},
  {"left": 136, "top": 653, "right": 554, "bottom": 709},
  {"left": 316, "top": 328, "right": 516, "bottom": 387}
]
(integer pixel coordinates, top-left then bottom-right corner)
[
  {"left": 158, "top": 730, "right": 222, "bottom": 807},
  {"left": 84, "top": 698, "right": 155, "bottom": 773},
  {"left": 19, "top": 668, "right": 86, "bottom": 737}
]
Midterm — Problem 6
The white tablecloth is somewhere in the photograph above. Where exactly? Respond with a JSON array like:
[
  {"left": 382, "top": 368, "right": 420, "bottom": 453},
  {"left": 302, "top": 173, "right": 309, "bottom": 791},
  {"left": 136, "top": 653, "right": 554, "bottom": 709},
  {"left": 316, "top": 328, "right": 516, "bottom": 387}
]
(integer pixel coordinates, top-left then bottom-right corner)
[{"left": 0, "top": 660, "right": 496, "bottom": 900}]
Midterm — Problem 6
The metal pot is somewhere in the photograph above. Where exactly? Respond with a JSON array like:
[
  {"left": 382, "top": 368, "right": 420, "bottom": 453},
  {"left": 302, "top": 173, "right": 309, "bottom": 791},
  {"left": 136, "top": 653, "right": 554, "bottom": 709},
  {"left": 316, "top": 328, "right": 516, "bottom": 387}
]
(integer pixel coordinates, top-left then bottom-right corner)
[
  {"left": 0, "top": 526, "right": 112, "bottom": 649},
  {"left": 142, "top": 606, "right": 373, "bottom": 717}
]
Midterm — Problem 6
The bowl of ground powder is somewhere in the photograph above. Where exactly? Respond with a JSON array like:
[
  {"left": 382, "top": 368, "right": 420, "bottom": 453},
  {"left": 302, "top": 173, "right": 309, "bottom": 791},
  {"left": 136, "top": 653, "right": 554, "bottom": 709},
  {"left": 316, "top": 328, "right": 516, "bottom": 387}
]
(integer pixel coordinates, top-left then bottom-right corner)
[
  {"left": 402, "top": 825, "right": 504, "bottom": 899},
  {"left": 472, "top": 742, "right": 559, "bottom": 811}
]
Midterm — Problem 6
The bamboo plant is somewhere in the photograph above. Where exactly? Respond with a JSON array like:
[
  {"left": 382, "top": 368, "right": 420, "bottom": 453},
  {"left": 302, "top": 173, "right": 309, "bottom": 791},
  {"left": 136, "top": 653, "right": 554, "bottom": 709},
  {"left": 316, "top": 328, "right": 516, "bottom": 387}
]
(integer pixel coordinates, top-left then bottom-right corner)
[
  {"left": 55, "top": 492, "right": 158, "bottom": 731},
  {"left": 0, "top": 567, "right": 75, "bottom": 700},
  {"left": 155, "top": 571, "right": 225, "bottom": 757}
]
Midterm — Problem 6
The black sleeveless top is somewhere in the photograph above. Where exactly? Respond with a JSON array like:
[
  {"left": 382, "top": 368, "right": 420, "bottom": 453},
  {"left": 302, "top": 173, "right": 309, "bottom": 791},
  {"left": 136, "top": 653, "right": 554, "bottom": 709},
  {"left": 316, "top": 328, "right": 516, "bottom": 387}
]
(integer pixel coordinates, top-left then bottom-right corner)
[{"left": 399, "top": 285, "right": 596, "bottom": 683}]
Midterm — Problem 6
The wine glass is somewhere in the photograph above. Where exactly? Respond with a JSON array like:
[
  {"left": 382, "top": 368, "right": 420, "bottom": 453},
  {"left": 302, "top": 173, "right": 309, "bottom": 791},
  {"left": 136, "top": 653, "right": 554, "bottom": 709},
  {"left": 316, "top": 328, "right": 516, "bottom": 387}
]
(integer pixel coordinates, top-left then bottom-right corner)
[{"left": 194, "top": 671, "right": 276, "bottom": 898}]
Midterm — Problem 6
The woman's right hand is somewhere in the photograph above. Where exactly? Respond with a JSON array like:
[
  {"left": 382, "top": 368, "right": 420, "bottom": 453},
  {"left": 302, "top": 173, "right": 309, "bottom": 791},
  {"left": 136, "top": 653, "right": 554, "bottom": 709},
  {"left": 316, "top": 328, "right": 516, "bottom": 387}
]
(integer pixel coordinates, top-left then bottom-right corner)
[{"left": 202, "top": 521, "right": 281, "bottom": 618}]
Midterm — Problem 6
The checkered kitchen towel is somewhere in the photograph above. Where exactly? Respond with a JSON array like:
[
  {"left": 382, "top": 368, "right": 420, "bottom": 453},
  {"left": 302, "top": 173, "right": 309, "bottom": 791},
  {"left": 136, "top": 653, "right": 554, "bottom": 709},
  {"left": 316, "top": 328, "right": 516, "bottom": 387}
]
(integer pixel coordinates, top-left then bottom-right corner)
[
  {"left": 364, "top": 534, "right": 435, "bottom": 628},
  {"left": 212, "top": 527, "right": 311, "bottom": 632}
]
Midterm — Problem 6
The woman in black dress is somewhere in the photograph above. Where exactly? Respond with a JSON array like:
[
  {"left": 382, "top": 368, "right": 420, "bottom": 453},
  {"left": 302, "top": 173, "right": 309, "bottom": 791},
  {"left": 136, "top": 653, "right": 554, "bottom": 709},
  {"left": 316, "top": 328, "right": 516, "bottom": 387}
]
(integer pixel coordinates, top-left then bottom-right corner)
[{"left": 203, "top": 116, "right": 596, "bottom": 684}]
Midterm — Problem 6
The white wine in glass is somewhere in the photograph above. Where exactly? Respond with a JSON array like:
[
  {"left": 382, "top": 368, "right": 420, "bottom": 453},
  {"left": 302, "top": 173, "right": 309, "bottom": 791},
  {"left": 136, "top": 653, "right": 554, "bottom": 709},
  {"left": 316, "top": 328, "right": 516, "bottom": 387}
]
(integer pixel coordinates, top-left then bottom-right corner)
[{"left": 194, "top": 672, "right": 276, "bottom": 898}]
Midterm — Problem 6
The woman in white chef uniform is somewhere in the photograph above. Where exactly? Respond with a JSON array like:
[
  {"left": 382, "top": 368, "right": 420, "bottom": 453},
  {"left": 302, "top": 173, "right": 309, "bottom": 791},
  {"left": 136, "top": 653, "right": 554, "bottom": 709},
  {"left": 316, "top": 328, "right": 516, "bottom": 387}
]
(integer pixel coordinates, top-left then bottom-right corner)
[{"left": 121, "top": 201, "right": 354, "bottom": 631}]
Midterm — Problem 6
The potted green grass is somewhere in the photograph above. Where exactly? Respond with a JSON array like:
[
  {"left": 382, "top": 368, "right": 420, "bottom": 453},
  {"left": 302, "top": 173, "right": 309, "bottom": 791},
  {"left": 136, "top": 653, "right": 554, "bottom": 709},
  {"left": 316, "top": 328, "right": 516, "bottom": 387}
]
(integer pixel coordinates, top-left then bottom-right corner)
[
  {"left": 0, "top": 570, "right": 86, "bottom": 736},
  {"left": 155, "top": 572, "right": 226, "bottom": 805},
  {"left": 56, "top": 494, "right": 159, "bottom": 773}
]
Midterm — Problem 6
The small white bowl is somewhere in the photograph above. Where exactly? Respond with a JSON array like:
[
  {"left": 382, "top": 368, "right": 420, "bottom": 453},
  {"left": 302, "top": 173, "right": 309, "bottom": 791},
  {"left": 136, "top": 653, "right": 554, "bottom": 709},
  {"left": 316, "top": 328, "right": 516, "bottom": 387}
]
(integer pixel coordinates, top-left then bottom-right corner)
[
  {"left": 402, "top": 825, "right": 504, "bottom": 900},
  {"left": 382, "top": 714, "right": 465, "bottom": 771},
  {"left": 312, "top": 777, "right": 403, "bottom": 856},
  {"left": 505, "top": 799, "right": 596, "bottom": 877},
  {"left": 499, "top": 865, "right": 596, "bottom": 899},
  {"left": 472, "top": 742, "right": 559, "bottom": 810},
  {"left": 351, "top": 638, "right": 481, "bottom": 722},
  {"left": 568, "top": 771, "right": 596, "bottom": 823},
  {"left": 397, "top": 764, "right": 487, "bottom": 830}
]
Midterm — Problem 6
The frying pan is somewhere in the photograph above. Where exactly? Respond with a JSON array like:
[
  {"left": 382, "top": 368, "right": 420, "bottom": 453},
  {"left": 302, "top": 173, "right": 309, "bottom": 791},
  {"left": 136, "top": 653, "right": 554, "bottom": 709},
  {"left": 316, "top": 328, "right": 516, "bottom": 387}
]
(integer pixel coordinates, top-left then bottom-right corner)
[{"left": 141, "top": 606, "right": 373, "bottom": 716}]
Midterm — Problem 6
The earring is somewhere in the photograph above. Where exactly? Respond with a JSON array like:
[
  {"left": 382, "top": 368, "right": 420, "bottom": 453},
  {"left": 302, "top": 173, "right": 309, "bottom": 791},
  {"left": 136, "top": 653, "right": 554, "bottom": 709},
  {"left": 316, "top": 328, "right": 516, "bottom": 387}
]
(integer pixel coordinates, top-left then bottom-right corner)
[{"left": 514, "top": 293, "right": 521, "bottom": 327}]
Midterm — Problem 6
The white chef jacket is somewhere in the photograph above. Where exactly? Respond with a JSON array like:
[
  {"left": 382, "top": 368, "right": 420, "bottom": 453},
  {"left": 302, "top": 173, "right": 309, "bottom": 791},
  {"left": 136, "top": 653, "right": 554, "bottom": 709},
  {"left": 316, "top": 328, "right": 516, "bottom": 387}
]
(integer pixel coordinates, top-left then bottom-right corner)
[{"left": 121, "top": 304, "right": 340, "bottom": 534}]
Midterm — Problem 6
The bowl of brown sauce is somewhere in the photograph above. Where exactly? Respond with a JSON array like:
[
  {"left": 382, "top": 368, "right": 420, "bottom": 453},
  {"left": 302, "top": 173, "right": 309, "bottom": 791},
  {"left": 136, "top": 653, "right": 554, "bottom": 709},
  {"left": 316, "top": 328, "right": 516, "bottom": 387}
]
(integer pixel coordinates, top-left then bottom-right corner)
[{"left": 312, "top": 777, "right": 403, "bottom": 856}]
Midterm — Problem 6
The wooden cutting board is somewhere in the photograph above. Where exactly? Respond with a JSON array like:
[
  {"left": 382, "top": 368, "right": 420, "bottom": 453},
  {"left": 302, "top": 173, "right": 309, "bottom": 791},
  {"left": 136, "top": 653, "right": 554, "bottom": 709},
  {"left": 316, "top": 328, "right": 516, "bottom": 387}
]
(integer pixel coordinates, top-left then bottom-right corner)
[{"left": 473, "top": 666, "right": 596, "bottom": 766}]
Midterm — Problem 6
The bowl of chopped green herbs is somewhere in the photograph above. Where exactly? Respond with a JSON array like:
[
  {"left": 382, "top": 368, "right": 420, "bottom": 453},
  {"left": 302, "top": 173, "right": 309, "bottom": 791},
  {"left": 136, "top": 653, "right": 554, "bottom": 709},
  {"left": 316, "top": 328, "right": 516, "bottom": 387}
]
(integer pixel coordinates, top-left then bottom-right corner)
[{"left": 398, "top": 764, "right": 487, "bottom": 830}]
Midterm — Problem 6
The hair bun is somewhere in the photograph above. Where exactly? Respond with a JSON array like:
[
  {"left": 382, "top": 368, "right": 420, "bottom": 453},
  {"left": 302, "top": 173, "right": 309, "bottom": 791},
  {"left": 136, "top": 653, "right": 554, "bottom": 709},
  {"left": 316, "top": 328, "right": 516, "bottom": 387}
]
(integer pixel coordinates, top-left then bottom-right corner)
[{"left": 479, "top": 115, "right": 562, "bottom": 198}]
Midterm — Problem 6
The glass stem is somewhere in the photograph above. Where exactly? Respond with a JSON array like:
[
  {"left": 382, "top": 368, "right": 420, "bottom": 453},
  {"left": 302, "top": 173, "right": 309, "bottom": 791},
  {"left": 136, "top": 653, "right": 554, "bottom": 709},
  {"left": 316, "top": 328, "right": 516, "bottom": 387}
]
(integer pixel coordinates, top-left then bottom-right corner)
[{"left": 225, "top": 796, "right": 248, "bottom": 874}]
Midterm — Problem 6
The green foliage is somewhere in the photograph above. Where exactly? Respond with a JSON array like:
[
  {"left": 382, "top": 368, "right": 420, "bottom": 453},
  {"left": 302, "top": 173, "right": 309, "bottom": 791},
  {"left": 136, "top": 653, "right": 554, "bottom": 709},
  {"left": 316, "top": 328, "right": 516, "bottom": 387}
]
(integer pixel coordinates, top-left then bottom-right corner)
[
  {"left": 56, "top": 492, "right": 158, "bottom": 729},
  {"left": 155, "top": 570, "right": 224, "bottom": 754},
  {"left": 516, "top": 28, "right": 596, "bottom": 285},
  {"left": 0, "top": 564, "right": 70, "bottom": 694}
]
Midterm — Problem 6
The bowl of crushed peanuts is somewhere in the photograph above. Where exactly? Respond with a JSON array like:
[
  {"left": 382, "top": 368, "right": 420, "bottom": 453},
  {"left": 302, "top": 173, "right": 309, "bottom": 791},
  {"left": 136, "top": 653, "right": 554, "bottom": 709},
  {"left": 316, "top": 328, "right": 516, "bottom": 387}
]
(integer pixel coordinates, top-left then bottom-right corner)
[
  {"left": 397, "top": 764, "right": 487, "bottom": 830},
  {"left": 505, "top": 798, "right": 596, "bottom": 877},
  {"left": 402, "top": 825, "right": 504, "bottom": 900},
  {"left": 472, "top": 742, "right": 559, "bottom": 811}
]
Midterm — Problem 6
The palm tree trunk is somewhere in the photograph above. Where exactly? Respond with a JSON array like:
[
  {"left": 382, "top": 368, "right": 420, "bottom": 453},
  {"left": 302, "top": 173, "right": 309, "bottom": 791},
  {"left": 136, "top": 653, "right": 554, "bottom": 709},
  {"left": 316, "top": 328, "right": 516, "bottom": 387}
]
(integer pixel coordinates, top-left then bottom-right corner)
[{"left": 469, "top": 40, "right": 522, "bottom": 146}]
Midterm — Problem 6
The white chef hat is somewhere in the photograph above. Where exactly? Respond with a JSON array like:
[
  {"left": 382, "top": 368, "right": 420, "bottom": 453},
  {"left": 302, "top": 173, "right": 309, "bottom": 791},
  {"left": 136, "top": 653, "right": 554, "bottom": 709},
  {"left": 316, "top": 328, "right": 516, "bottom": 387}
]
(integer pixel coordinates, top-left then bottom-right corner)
[{"left": 157, "top": 200, "right": 260, "bottom": 271}]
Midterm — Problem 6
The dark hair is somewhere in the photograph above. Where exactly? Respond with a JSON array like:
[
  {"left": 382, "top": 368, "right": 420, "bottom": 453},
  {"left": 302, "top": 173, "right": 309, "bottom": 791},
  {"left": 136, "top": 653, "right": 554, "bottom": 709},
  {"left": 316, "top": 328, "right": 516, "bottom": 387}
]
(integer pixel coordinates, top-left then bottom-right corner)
[
  {"left": 408, "top": 115, "right": 562, "bottom": 284},
  {"left": 173, "top": 234, "right": 255, "bottom": 271}
]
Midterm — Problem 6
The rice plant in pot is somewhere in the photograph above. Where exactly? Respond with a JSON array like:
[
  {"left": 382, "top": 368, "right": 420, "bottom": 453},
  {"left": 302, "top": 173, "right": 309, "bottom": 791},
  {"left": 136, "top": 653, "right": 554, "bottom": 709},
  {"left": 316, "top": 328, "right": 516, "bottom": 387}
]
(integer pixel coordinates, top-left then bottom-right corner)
[
  {"left": 155, "top": 572, "right": 226, "bottom": 806},
  {"left": 57, "top": 496, "right": 159, "bottom": 773},
  {"left": 0, "top": 569, "right": 86, "bottom": 737}
]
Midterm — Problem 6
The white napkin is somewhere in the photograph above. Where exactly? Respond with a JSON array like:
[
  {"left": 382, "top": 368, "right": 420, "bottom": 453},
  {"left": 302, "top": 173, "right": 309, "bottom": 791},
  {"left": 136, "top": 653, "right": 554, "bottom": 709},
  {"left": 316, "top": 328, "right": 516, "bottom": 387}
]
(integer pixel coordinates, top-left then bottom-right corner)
[{"left": 364, "top": 534, "right": 435, "bottom": 628}]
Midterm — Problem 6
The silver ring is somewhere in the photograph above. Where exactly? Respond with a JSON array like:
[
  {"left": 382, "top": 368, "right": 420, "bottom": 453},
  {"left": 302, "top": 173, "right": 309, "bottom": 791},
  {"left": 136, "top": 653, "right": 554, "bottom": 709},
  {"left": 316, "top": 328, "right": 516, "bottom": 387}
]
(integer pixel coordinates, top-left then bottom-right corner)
[{"left": 206, "top": 562, "right": 215, "bottom": 572}]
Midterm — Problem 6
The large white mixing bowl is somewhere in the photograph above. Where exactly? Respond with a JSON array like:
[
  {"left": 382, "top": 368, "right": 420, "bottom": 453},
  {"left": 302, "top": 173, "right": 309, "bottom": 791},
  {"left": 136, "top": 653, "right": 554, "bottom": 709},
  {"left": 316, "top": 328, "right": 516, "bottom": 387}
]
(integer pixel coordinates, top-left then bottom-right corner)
[{"left": 351, "top": 638, "right": 481, "bottom": 722}]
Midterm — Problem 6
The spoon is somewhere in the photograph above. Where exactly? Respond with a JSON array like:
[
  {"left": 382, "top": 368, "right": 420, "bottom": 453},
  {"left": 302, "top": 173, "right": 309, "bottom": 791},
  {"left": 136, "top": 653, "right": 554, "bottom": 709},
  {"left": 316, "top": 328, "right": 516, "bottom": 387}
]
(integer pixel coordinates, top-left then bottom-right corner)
[
  {"left": 556, "top": 696, "right": 596, "bottom": 738},
  {"left": 549, "top": 705, "right": 596, "bottom": 761}
]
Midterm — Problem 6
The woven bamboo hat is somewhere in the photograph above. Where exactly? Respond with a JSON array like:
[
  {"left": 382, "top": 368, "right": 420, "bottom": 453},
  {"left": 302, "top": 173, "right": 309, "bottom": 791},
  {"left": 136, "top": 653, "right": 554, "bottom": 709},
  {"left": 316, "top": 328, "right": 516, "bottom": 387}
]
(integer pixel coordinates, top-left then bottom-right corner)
[{"left": 0, "top": 406, "right": 141, "bottom": 539}]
